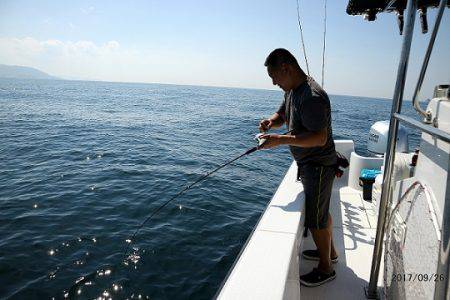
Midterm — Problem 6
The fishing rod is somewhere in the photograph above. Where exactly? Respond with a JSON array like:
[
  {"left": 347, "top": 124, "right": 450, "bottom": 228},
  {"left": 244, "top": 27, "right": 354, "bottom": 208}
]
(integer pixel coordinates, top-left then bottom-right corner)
[
  {"left": 65, "top": 129, "right": 293, "bottom": 297},
  {"left": 122, "top": 129, "right": 293, "bottom": 259}
]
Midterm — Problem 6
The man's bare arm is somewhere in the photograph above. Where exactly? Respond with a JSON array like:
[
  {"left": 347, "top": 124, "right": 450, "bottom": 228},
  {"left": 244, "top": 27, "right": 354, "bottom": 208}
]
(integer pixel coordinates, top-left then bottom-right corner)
[
  {"left": 261, "top": 128, "right": 328, "bottom": 148},
  {"left": 283, "top": 128, "right": 327, "bottom": 147},
  {"left": 259, "top": 112, "right": 285, "bottom": 131},
  {"left": 269, "top": 112, "right": 285, "bottom": 128}
]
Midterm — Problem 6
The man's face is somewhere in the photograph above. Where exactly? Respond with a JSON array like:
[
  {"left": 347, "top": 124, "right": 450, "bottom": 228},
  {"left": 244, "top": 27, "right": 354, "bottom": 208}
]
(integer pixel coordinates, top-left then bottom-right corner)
[{"left": 267, "top": 65, "right": 290, "bottom": 92}]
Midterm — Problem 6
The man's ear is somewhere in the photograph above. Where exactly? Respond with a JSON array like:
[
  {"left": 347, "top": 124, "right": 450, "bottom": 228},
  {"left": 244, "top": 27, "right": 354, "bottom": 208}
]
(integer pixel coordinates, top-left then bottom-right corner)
[{"left": 280, "top": 63, "right": 290, "bottom": 75}]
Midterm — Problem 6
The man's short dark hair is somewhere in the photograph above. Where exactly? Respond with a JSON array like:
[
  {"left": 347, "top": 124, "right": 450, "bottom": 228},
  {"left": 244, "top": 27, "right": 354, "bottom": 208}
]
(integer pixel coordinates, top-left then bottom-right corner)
[{"left": 264, "top": 48, "right": 301, "bottom": 70}]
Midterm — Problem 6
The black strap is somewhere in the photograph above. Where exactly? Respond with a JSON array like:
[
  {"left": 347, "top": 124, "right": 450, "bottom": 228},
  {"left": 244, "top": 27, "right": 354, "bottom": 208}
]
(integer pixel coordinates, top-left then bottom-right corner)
[{"left": 296, "top": 151, "right": 349, "bottom": 180}]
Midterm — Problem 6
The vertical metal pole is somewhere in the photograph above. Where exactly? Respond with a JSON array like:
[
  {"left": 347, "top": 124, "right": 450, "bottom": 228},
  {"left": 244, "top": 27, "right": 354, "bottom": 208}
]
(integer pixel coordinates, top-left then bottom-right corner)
[
  {"left": 412, "top": 0, "right": 447, "bottom": 122},
  {"left": 366, "top": 0, "right": 417, "bottom": 298},
  {"left": 434, "top": 156, "right": 450, "bottom": 300}
]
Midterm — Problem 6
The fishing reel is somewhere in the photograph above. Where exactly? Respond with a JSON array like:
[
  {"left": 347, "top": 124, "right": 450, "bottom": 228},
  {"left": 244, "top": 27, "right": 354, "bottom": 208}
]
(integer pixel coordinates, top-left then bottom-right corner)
[{"left": 255, "top": 133, "right": 268, "bottom": 149}]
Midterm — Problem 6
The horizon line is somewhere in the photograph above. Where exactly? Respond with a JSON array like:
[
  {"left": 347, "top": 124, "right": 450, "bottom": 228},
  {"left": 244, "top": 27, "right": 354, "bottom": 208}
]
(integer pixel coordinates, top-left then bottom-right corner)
[
  {"left": 21, "top": 76, "right": 400, "bottom": 101},
  {"left": 0, "top": 63, "right": 400, "bottom": 100},
  {"left": 0, "top": 74, "right": 403, "bottom": 101}
]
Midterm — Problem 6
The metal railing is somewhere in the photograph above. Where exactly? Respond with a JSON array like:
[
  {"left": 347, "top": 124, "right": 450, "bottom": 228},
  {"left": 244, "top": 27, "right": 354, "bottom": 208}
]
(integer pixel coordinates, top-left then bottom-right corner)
[
  {"left": 366, "top": 0, "right": 449, "bottom": 299},
  {"left": 365, "top": 0, "right": 417, "bottom": 297},
  {"left": 394, "top": 113, "right": 450, "bottom": 143},
  {"left": 411, "top": 0, "right": 447, "bottom": 123},
  {"left": 435, "top": 159, "right": 450, "bottom": 300}
]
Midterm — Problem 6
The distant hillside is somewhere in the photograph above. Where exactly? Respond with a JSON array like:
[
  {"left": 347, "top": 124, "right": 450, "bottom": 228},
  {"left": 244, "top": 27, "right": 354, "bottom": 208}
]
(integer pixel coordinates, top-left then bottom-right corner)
[{"left": 0, "top": 64, "right": 58, "bottom": 80}]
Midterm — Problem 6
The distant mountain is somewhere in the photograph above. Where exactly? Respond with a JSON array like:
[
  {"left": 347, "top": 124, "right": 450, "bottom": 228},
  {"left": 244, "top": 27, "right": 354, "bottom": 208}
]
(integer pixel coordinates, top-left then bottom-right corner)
[{"left": 0, "top": 64, "right": 59, "bottom": 80}]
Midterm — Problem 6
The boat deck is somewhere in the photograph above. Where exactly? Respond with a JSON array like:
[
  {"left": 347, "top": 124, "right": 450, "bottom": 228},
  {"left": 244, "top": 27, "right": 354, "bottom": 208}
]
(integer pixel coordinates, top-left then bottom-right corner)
[{"left": 217, "top": 140, "right": 384, "bottom": 299}]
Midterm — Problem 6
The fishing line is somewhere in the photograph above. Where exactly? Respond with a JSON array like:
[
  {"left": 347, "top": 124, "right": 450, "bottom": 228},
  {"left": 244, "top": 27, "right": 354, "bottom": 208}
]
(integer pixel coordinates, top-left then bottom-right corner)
[
  {"left": 122, "top": 129, "right": 293, "bottom": 259},
  {"left": 64, "top": 129, "right": 293, "bottom": 297},
  {"left": 296, "top": 0, "right": 310, "bottom": 75},
  {"left": 321, "top": 0, "right": 328, "bottom": 88}
]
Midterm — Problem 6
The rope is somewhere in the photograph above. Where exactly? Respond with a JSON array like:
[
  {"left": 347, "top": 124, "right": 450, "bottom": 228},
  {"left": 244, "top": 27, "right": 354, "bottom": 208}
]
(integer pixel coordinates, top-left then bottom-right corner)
[
  {"left": 321, "top": 0, "right": 328, "bottom": 87},
  {"left": 296, "top": 0, "right": 310, "bottom": 75}
]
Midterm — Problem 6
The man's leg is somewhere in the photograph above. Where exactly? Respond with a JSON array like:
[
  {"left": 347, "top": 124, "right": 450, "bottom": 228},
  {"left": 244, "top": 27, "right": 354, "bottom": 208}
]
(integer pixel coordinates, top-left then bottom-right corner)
[
  {"left": 300, "top": 165, "right": 336, "bottom": 286},
  {"left": 328, "top": 213, "right": 338, "bottom": 259},
  {"left": 310, "top": 213, "right": 337, "bottom": 273},
  {"left": 310, "top": 228, "right": 332, "bottom": 273}
]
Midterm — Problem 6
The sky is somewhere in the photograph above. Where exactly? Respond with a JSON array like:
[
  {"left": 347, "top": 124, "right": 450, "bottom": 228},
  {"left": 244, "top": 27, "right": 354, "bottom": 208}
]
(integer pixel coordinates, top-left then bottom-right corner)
[{"left": 0, "top": 0, "right": 448, "bottom": 99}]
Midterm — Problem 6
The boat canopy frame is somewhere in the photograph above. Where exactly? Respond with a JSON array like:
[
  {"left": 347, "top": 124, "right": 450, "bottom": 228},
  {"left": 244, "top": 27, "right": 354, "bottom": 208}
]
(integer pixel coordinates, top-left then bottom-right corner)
[{"left": 365, "top": 0, "right": 449, "bottom": 299}]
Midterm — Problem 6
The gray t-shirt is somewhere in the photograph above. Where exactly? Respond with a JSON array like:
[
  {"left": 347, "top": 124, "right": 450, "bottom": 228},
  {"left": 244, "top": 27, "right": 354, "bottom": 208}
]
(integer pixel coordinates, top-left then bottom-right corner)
[{"left": 277, "top": 77, "right": 336, "bottom": 166}]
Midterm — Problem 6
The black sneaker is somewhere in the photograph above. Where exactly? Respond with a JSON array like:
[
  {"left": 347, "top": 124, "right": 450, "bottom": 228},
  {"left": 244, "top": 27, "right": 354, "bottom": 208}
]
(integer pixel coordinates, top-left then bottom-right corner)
[
  {"left": 302, "top": 249, "right": 338, "bottom": 263},
  {"left": 300, "top": 268, "right": 336, "bottom": 287}
]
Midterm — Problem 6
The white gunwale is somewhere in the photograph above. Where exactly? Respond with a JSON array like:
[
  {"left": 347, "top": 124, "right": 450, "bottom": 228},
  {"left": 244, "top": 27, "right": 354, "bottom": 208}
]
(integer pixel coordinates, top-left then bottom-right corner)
[{"left": 217, "top": 140, "right": 383, "bottom": 299}]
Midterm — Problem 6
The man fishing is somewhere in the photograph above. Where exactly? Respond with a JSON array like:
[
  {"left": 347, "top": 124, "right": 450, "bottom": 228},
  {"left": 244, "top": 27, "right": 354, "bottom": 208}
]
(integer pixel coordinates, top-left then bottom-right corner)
[{"left": 259, "top": 48, "right": 338, "bottom": 287}]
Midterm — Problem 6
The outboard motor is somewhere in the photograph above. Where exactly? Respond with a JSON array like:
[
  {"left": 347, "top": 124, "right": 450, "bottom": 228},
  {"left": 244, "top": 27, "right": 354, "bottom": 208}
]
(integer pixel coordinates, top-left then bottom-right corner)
[{"left": 368, "top": 120, "right": 409, "bottom": 155}]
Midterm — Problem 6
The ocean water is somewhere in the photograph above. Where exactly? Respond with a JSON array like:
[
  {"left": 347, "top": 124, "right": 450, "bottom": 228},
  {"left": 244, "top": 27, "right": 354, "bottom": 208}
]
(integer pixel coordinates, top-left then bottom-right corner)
[{"left": 0, "top": 78, "right": 421, "bottom": 299}]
